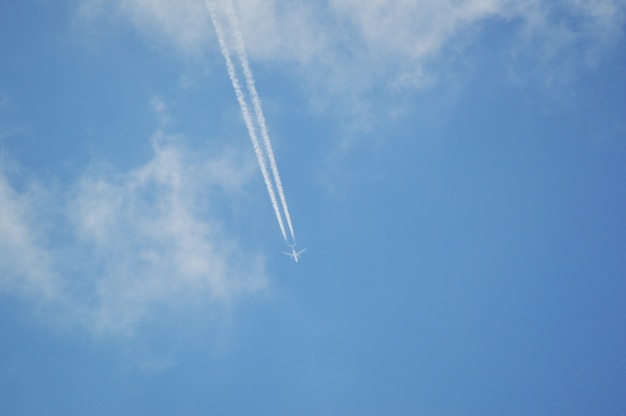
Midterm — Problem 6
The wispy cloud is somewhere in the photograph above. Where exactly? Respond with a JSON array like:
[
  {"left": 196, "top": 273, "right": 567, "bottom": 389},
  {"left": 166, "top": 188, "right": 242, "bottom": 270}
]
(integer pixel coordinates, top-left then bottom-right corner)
[
  {"left": 0, "top": 166, "right": 61, "bottom": 303},
  {"left": 0, "top": 110, "right": 267, "bottom": 337},
  {"left": 69, "top": 134, "right": 267, "bottom": 336},
  {"left": 77, "top": 0, "right": 211, "bottom": 55},
  {"left": 71, "top": 0, "right": 626, "bottom": 147},
  {"left": 76, "top": 1, "right": 625, "bottom": 86}
]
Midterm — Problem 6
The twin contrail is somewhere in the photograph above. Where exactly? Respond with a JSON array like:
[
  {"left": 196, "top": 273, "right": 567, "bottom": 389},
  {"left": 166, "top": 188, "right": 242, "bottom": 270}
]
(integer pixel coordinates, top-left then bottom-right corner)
[{"left": 206, "top": 0, "right": 296, "bottom": 243}]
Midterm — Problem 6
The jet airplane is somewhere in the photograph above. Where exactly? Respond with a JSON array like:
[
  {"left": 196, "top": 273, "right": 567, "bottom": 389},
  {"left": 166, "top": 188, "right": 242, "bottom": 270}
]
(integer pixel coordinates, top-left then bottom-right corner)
[{"left": 283, "top": 244, "right": 306, "bottom": 263}]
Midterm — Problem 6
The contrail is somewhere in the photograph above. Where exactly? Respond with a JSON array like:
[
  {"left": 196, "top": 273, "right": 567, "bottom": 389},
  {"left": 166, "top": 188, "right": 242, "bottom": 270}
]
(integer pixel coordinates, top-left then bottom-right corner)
[
  {"left": 222, "top": 0, "right": 296, "bottom": 243},
  {"left": 206, "top": 0, "right": 288, "bottom": 241}
]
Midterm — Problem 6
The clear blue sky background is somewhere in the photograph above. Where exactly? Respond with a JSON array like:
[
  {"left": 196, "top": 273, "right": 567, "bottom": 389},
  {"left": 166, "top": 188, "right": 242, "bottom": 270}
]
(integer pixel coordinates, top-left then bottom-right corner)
[{"left": 1, "top": 1, "right": 625, "bottom": 415}]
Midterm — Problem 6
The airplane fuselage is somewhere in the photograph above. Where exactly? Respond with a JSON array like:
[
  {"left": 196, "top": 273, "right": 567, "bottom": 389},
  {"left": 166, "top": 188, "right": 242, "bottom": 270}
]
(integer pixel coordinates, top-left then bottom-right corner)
[{"left": 283, "top": 245, "right": 306, "bottom": 263}]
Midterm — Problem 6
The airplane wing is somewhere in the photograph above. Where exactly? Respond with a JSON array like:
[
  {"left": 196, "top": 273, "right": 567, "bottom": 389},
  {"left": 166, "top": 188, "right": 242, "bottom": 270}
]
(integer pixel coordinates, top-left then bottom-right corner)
[
  {"left": 296, "top": 249, "right": 306, "bottom": 255},
  {"left": 282, "top": 252, "right": 293, "bottom": 257}
]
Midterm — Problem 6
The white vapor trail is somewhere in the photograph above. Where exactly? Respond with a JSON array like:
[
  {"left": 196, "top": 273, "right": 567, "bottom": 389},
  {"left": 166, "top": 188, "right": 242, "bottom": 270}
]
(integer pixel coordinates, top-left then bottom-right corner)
[
  {"left": 223, "top": 0, "right": 296, "bottom": 244},
  {"left": 206, "top": 0, "right": 288, "bottom": 241}
]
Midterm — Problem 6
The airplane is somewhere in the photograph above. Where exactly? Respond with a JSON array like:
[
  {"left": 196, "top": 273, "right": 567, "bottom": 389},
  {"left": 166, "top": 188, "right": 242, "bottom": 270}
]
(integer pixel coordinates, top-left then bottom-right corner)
[{"left": 283, "top": 244, "right": 306, "bottom": 263}]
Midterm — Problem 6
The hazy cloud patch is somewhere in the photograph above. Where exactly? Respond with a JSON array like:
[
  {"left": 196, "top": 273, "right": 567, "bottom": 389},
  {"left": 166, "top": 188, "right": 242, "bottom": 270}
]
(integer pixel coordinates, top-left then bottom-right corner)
[
  {"left": 0, "top": 125, "right": 267, "bottom": 338},
  {"left": 76, "top": 1, "right": 626, "bottom": 90},
  {"left": 77, "top": 0, "right": 212, "bottom": 55},
  {"left": 0, "top": 169, "right": 61, "bottom": 304}
]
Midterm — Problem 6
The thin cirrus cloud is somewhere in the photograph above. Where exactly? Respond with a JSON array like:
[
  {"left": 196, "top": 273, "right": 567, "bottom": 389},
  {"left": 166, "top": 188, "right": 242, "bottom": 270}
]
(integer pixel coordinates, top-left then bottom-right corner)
[
  {"left": 76, "top": 0, "right": 212, "bottom": 56},
  {"left": 0, "top": 113, "right": 267, "bottom": 338},
  {"left": 77, "top": 0, "right": 626, "bottom": 92},
  {"left": 68, "top": 134, "right": 267, "bottom": 336},
  {"left": 0, "top": 170, "right": 61, "bottom": 304},
  {"left": 6, "top": 0, "right": 621, "bottom": 338}
]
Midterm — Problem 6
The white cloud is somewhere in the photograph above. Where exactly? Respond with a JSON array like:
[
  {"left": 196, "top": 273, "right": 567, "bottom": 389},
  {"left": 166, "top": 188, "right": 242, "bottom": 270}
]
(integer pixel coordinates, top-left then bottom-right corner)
[
  {"left": 74, "top": 0, "right": 626, "bottom": 122},
  {"left": 70, "top": 133, "right": 267, "bottom": 335},
  {"left": 0, "top": 125, "right": 267, "bottom": 337},
  {"left": 329, "top": 0, "right": 503, "bottom": 60},
  {"left": 77, "top": 0, "right": 211, "bottom": 55},
  {"left": 0, "top": 167, "right": 61, "bottom": 304}
]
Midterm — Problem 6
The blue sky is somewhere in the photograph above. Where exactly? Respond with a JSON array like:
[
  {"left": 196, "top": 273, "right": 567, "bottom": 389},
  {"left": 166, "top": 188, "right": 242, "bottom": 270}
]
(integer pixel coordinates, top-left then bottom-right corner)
[{"left": 1, "top": 0, "right": 625, "bottom": 414}]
